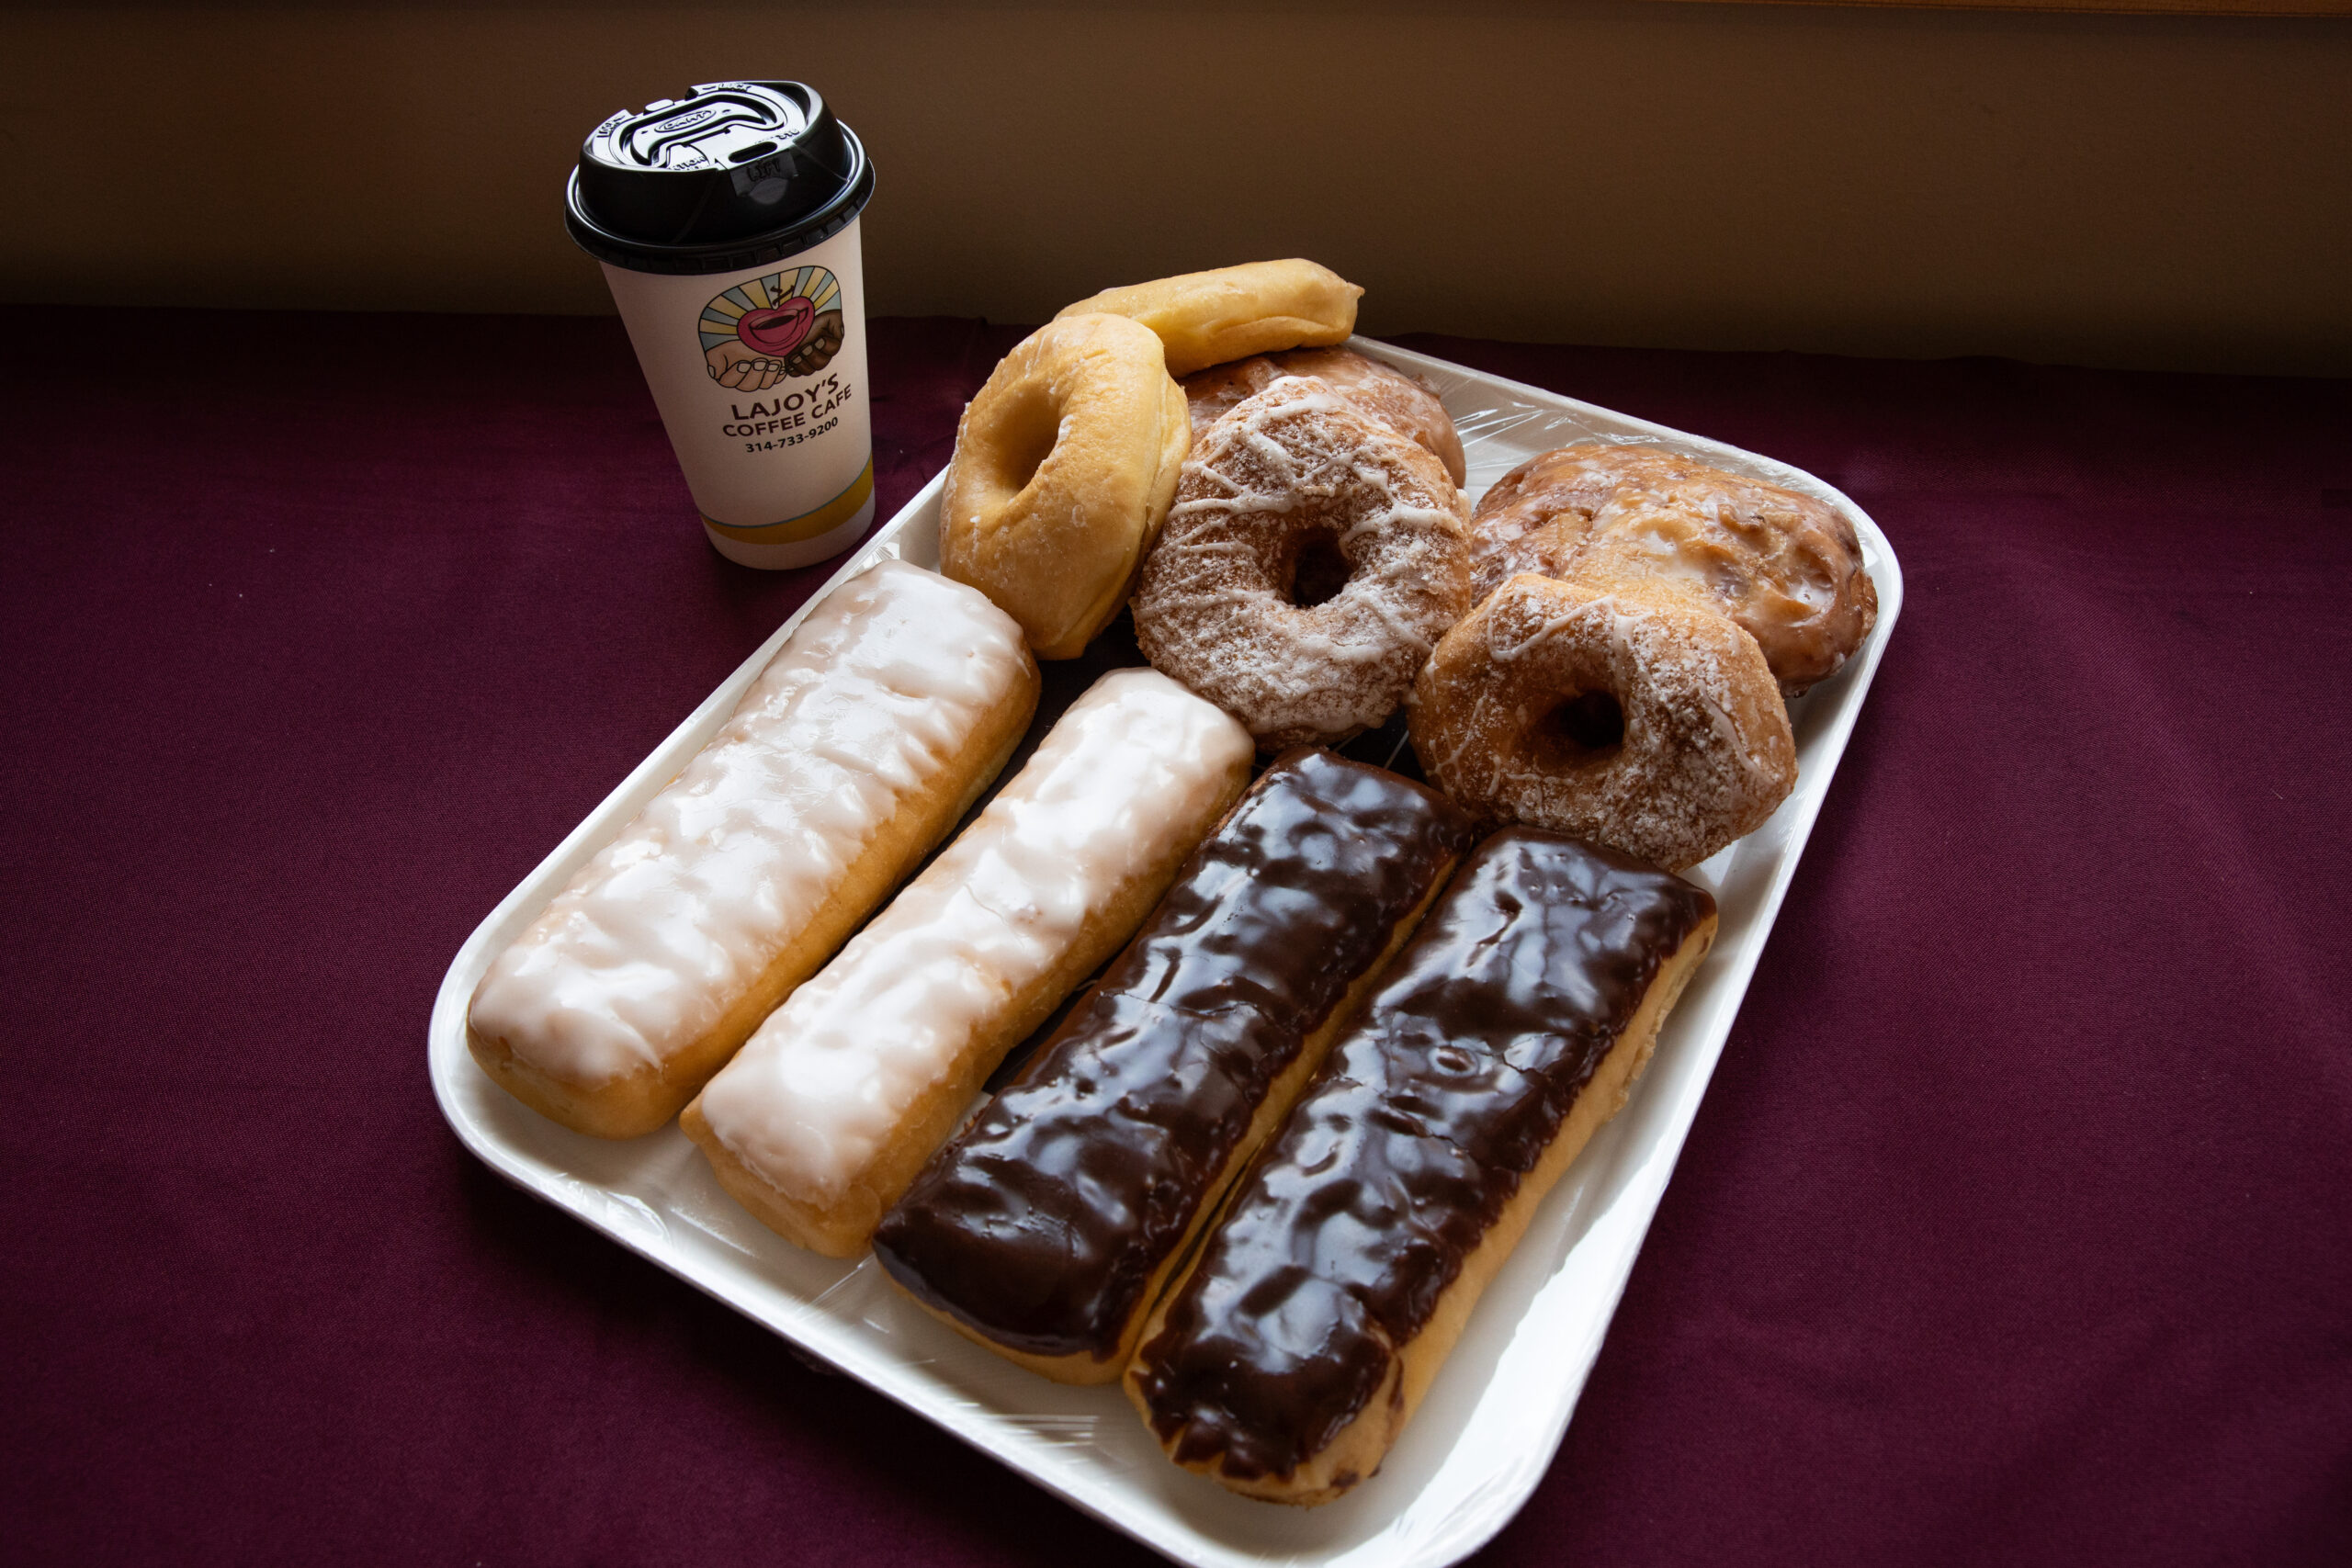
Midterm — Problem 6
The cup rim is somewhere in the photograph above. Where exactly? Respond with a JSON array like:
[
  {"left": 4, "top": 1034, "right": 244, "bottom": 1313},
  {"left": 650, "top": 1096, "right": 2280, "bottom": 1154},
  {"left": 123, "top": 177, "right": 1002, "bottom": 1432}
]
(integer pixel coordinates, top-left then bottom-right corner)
[{"left": 565, "top": 126, "right": 875, "bottom": 276}]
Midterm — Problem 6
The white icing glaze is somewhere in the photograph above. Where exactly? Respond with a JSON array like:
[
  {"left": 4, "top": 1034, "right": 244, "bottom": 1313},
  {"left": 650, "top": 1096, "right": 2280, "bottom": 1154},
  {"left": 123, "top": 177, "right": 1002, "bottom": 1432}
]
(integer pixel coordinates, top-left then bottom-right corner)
[
  {"left": 695, "top": 668, "right": 1252, "bottom": 1208},
  {"left": 469, "top": 559, "right": 1033, "bottom": 1089}
]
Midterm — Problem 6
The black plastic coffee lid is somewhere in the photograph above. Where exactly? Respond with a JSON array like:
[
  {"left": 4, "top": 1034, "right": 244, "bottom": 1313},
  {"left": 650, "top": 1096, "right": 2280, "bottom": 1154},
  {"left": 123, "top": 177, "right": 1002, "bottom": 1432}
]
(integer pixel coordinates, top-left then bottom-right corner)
[{"left": 566, "top": 82, "right": 876, "bottom": 276}]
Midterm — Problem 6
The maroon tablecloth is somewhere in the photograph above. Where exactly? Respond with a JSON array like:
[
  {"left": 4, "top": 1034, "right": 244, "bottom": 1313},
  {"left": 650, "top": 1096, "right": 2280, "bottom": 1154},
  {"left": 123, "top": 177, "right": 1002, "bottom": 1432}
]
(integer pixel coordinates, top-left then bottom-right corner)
[{"left": 4, "top": 306, "right": 2346, "bottom": 1564}]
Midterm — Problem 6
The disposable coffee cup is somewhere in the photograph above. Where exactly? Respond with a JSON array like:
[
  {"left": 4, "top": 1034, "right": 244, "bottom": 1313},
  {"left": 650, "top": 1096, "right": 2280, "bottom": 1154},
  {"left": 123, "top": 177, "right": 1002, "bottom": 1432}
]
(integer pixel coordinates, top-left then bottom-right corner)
[{"left": 566, "top": 82, "right": 877, "bottom": 570}]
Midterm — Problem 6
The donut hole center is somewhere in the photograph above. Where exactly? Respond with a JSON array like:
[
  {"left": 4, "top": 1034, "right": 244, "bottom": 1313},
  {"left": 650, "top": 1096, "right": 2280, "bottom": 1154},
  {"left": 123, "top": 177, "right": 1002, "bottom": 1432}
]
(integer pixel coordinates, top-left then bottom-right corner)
[
  {"left": 990, "top": 389, "right": 1061, "bottom": 501},
  {"left": 1532, "top": 689, "right": 1625, "bottom": 769},
  {"left": 1287, "top": 531, "right": 1353, "bottom": 608}
]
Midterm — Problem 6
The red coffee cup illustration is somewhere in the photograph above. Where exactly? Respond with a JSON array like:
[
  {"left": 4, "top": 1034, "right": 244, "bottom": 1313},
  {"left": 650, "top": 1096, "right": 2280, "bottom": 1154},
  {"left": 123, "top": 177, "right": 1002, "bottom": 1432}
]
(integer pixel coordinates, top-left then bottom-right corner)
[{"left": 703, "top": 266, "right": 845, "bottom": 391}]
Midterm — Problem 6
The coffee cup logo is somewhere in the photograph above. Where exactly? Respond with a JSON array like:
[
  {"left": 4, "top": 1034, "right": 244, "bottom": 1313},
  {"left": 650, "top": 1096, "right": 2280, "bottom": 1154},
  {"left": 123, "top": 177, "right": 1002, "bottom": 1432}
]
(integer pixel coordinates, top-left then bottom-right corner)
[{"left": 700, "top": 265, "right": 845, "bottom": 390}]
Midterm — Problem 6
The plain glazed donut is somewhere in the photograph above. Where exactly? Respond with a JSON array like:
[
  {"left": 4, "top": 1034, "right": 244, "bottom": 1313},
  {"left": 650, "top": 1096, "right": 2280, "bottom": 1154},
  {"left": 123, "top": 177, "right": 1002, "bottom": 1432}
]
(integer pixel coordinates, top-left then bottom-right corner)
[
  {"left": 1056, "top": 260, "right": 1363, "bottom": 378},
  {"left": 1182, "top": 346, "right": 1466, "bottom": 484},
  {"left": 940, "top": 313, "right": 1189, "bottom": 660},
  {"left": 1133, "top": 380, "right": 1470, "bottom": 749},
  {"left": 1471, "top": 443, "right": 1877, "bottom": 696},
  {"left": 1408, "top": 573, "right": 1795, "bottom": 871}
]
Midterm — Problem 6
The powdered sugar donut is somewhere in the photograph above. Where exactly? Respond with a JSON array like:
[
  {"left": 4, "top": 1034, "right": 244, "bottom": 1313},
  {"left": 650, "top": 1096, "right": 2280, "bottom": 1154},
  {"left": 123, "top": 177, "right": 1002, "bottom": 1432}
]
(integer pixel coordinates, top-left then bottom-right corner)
[
  {"left": 1182, "top": 346, "right": 1466, "bottom": 484},
  {"left": 1408, "top": 572, "right": 1795, "bottom": 870},
  {"left": 1133, "top": 380, "right": 1471, "bottom": 749}
]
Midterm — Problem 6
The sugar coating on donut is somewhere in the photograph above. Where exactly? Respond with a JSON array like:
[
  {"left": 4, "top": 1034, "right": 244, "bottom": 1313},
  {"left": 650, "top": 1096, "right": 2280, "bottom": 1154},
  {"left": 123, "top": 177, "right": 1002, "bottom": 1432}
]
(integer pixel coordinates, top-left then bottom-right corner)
[
  {"left": 1472, "top": 444, "right": 1876, "bottom": 696},
  {"left": 1183, "top": 347, "right": 1466, "bottom": 485},
  {"left": 1409, "top": 573, "right": 1795, "bottom": 871},
  {"left": 1134, "top": 381, "right": 1470, "bottom": 749}
]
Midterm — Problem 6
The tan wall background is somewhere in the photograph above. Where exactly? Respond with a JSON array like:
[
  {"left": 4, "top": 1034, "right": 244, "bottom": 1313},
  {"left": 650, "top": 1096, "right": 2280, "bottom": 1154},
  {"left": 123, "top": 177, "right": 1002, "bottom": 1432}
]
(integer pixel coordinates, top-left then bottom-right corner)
[{"left": 4, "top": 2, "right": 2347, "bottom": 374}]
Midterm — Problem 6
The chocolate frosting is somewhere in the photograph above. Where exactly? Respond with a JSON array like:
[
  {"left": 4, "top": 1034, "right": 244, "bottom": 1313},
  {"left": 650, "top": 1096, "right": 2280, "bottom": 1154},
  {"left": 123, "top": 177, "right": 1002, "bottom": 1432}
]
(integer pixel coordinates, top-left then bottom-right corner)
[
  {"left": 872, "top": 750, "right": 1477, "bottom": 1362},
  {"left": 1131, "top": 828, "right": 1714, "bottom": 1483}
]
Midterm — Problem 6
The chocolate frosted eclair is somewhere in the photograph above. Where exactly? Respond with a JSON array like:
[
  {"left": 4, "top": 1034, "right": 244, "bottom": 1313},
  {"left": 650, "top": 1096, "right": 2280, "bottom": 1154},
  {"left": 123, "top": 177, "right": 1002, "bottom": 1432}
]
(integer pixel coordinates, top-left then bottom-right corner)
[
  {"left": 1127, "top": 829, "right": 1718, "bottom": 1506},
  {"left": 871, "top": 750, "right": 1479, "bottom": 1383}
]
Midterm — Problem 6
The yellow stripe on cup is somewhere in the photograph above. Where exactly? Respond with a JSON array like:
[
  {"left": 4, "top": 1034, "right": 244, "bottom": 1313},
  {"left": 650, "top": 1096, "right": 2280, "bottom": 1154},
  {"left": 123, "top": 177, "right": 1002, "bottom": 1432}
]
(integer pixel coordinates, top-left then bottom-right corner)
[{"left": 703, "top": 460, "right": 875, "bottom": 545}]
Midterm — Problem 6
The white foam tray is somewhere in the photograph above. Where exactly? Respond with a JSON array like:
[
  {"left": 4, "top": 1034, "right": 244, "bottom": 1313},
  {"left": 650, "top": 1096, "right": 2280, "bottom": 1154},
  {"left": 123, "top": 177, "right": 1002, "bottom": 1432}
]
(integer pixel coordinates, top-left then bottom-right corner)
[{"left": 430, "top": 339, "right": 1902, "bottom": 1568}]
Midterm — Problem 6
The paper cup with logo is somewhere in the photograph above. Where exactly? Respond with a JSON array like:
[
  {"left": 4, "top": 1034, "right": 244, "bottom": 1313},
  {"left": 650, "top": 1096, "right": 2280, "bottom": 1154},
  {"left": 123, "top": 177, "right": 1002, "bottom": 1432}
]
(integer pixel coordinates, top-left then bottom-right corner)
[{"left": 566, "top": 82, "right": 878, "bottom": 569}]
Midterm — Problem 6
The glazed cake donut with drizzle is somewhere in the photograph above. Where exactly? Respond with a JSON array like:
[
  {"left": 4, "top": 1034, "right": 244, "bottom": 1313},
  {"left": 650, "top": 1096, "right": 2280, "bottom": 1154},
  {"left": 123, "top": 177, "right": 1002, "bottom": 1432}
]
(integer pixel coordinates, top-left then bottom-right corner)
[
  {"left": 1132, "top": 380, "right": 1471, "bottom": 749},
  {"left": 466, "top": 560, "right": 1039, "bottom": 1138},
  {"left": 1181, "top": 345, "right": 1466, "bottom": 485},
  {"left": 681, "top": 669, "right": 1252, "bottom": 1256}
]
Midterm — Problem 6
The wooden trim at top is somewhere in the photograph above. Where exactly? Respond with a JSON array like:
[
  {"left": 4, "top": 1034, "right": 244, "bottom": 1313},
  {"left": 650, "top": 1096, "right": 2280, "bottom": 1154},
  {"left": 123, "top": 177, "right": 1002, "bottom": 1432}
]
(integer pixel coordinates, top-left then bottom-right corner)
[{"left": 1642, "top": 0, "right": 2352, "bottom": 15}]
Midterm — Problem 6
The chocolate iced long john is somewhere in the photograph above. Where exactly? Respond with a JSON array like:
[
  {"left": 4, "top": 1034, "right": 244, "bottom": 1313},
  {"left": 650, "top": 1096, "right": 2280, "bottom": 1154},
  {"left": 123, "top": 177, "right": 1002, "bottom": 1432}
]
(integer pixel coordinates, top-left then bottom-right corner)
[
  {"left": 1127, "top": 829, "right": 1717, "bottom": 1506},
  {"left": 871, "top": 750, "right": 1478, "bottom": 1383}
]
